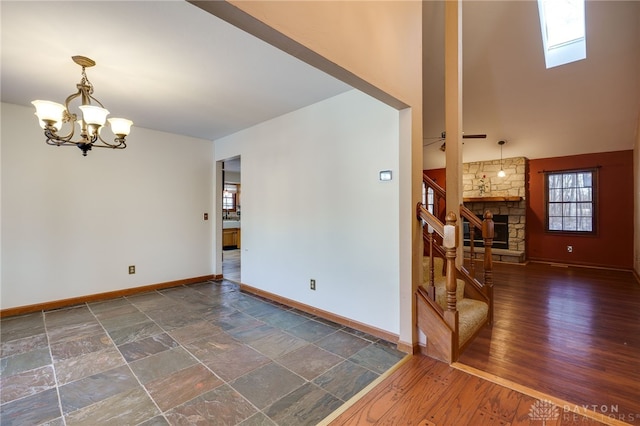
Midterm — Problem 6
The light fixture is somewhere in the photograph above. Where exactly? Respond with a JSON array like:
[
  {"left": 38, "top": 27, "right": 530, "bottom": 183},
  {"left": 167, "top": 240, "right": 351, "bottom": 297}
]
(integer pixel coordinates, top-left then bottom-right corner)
[
  {"left": 32, "top": 56, "right": 133, "bottom": 156},
  {"left": 497, "top": 140, "right": 507, "bottom": 177}
]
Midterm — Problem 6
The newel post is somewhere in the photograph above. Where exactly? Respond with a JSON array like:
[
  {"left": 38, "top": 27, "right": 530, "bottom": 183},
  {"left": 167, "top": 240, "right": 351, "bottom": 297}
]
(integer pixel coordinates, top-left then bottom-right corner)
[
  {"left": 443, "top": 212, "right": 459, "bottom": 314},
  {"left": 482, "top": 210, "right": 495, "bottom": 324}
]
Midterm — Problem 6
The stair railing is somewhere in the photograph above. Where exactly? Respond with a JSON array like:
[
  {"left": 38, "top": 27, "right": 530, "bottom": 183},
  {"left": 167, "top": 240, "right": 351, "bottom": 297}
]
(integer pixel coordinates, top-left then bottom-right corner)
[
  {"left": 416, "top": 203, "right": 459, "bottom": 329},
  {"left": 422, "top": 172, "right": 495, "bottom": 325}
]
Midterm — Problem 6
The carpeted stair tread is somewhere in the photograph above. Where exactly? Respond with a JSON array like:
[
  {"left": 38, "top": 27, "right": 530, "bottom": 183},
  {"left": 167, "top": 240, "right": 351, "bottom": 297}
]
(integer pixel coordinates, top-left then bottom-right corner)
[{"left": 457, "top": 298, "right": 489, "bottom": 346}]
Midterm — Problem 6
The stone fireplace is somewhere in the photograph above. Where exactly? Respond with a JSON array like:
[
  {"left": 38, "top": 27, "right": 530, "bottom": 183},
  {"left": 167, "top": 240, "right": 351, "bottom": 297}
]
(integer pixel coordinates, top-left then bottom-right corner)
[{"left": 462, "top": 157, "right": 528, "bottom": 263}]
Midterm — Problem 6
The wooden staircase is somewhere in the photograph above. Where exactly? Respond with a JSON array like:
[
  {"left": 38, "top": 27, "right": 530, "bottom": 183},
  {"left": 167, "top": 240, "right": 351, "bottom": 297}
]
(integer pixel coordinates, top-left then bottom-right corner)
[{"left": 416, "top": 174, "right": 495, "bottom": 363}]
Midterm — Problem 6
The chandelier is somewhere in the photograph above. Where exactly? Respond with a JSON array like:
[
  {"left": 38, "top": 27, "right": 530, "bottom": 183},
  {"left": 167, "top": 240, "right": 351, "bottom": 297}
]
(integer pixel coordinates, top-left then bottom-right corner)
[{"left": 32, "top": 56, "right": 133, "bottom": 156}]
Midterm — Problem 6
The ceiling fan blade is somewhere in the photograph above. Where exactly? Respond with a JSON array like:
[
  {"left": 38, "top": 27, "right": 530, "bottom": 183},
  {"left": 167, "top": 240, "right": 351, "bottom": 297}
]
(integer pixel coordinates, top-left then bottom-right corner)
[{"left": 439, "top": 131, "right": 487, "bottom": 139}]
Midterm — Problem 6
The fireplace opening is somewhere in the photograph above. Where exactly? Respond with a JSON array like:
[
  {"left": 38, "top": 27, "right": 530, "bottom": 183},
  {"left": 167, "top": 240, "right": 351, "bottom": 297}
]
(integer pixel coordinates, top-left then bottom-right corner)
[{"left": 463, "top": 214, "right": 509, "bottom": 249}]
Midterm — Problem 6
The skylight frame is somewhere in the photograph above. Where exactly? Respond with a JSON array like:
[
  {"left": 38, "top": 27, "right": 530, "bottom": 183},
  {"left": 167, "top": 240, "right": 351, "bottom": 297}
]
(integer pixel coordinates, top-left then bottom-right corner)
[{"left": 537, "top": 0, "right": 587, "bottom": 69}]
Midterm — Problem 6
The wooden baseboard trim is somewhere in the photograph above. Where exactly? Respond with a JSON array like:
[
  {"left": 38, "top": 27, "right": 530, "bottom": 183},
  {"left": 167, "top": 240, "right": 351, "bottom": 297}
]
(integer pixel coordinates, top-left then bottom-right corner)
[
  {"left": 529, "top": 259, "right": 634, "bottom": 273},
  {"left": 239, "top": 283, "right": 402, "bottom": 349},
  {"left": 452, "top": 362, "right": 630, "bottom": 426},
  {"left": 396, "top": 340, "right": 419, "bottom": 355},
  {"left": 0, "top": 274, "right": 219, "bottom": 318}
]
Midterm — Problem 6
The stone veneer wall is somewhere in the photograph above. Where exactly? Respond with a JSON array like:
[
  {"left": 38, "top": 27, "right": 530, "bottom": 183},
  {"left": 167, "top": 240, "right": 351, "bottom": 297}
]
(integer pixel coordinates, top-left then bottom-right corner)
[{"left": 462, "top": 157, "right": 528, "bottom": 262}]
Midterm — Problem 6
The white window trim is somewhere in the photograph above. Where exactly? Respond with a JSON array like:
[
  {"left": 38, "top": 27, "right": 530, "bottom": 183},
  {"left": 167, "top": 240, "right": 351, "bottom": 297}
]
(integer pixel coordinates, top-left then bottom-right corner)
[{"left": 538, "top": 0, "right": 586, "bottom": 69}]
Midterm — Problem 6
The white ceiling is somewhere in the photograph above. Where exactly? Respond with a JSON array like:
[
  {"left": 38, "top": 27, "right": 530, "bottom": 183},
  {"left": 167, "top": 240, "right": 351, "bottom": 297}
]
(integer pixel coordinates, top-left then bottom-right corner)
[
  {"left": 0, "top": 1, "right": 352, "bottom": 142},
  {"left": 2, "top": 1, "right": 638, "bottom": 171}
]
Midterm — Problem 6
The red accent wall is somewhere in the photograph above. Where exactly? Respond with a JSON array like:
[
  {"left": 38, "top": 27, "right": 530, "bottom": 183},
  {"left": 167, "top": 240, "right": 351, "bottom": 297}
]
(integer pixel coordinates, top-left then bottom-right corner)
[
  {"left": 527, "top": 151, "right": 634, "bottom": 269},
  {"left": 424, "top": 168, "right": 446, "bottom": 189}
]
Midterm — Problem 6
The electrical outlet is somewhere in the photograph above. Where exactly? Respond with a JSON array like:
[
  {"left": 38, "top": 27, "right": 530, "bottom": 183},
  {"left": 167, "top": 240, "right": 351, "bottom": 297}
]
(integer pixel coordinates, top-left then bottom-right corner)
[
  {"left": 203, "top": 213, "right": 208, "bottom": 220},
  {"left": 310, "top": 279, "right": 316, "bottom": 290},
  {"left": 129, "top": 265, "right": 136, "bottom": 274},
  {"left": 567, "top": 246, "right": 573, "bottom": 253}
]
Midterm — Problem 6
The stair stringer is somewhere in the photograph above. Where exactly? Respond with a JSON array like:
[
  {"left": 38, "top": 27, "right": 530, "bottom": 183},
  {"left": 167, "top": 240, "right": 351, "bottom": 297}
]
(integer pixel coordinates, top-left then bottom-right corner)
[{"left": 416, "top": 286, "right": 458, "bottom": 363}]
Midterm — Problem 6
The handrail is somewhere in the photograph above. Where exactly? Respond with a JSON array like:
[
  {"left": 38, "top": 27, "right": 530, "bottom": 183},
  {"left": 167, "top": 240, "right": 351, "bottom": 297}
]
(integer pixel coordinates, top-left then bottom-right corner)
[
  {"left": 423, "top": 173, "right": 447, "bottom": 222},
  {"left": 416, "top": 202, "right": 444, "bottom": 237}
]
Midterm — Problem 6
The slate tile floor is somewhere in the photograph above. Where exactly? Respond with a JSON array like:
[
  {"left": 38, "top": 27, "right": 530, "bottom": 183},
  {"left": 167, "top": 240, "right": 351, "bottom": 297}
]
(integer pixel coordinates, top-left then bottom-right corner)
[{"left": 0, "top": 279, "right": 405, "bottom": 425}]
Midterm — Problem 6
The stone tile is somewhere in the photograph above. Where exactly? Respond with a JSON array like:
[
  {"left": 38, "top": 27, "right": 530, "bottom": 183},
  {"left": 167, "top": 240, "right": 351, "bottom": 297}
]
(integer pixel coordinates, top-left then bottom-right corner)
[
  {"left": 46, "top": 322, "right": 103, "bottom": 345},
  {"left": 54, "top": 346, "right": 125, "bottom": 385},
  {"left": 117, "top": 333, "right": 179, "bottom": 362},
  {"left": 107, "top": 320, "right": 164, "bottom": 346},
  {"left": 97, "top": 310, "right": 151, "bottom": 331},
  {"left": 168, "top": 320, "right": 223, "bottom": 345},
  {"left": 285, "top": 319, "right": 339, "bottom": 342},
  {"left": 341, "top": 326, "right": 380, "bottom": 343},
  {"left": 230, "top": 362, "right": 305, "bottom": 409},
  {"left": 239, "top": 412, "right": 278, "bottom": 426},
  {"left": 236, "top": 298, "right": 284, "bottom": 318},
  {"left": 49, "top": 333, "right": 113, "bottom": 362},
  {"left": 64, "top": 386, "right": 159, "bottom": 425},
  {"left": 45, "top": 306, "right": 95, "bottom": 328},
  {"left": 0, "top": 312, "right": 45, "bottom": 343},
  {"left": 249, "top": 330, "right": 309, "bottom": 359},
  {"left": 259, "top": 310, "right": 309, "bottom": 330},
  {"left": 0, "top": 333, "right": 48, "bottom": 358},
  {"left": 316, "top": 330, "right": 371, "bottom": 358},
  {"left": 214, "top": 310, "right": 264, "bottom": 331},
  {"left": 226, "top": 322, "right": 277, "bottom": 343},
  {"left": 59, "top": 365, "right": 138, "bottom": 414},
  {"left": 144, "top": 306, "right": 204, "bottom": 331},
  {"left": 164, "top": 384, "right": 256, "bottom": 425},
  {"left": 185, "top": 333, "right": 242, "bottom": 364},
  {"left": 264, "top": 382, "right": 344, "bottom": 426},
  {"left": 91, "top": 304, "right": 140, "bottom": 321},
  {"left": 138, "top": 415, "right": 170, "bottom": 426},
  {"left": 201, "top": 304, "right": 239, "bottom": 323},
  {"left": 348, "top": 342, "right": 406, "bottom": 374},
  {"left": 0, "top": 347, "right": 51, "bottom": 376},
  {"left": 0, "top": 364, "right": 56, "bottom": 404},
  {"left": 87, "top": 297, "right": 133, "bottom": 314},
  {"left": 313, "top": 360, "right": 379, "bottom": 401},
  {"left": 191, "top": 281, "right": 238, "bottom": 298},
  {"left": 145, "top": 363, "right": 222, "bottom": 411},
  {"left": 129, "top": 346, "right": 197, "bottom": 384},
  {"left": 0, "top": 387, "right": 61, "bottom": 426},
  {"left": 204, "top": 344, "right": 271, "bottom": 382},
  {"left": 126, "top": 292, "right": 175, "bottom": 311},
  {"left": 276, "top": 345, "right": 343, "bottom": 380}
]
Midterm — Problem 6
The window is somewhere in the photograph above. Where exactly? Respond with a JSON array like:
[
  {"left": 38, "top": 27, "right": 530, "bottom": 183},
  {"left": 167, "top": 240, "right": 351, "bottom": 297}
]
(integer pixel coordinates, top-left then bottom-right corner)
[
  {"left": 546, "top": 169, "right": 596, "bottom": 233},
  {"left": 422, "top": 183, "right": 435, "bottom": 214},
  {"left": 537, "top": 0, "right": 586, "bottom": 68},
  {"left": 223, "top": 184, "right": 237, "bottom": 211}
]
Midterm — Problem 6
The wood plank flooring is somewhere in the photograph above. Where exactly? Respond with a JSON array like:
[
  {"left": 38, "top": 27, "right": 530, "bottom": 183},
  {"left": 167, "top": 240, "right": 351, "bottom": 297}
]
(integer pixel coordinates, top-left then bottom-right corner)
[{"left": 327, "top": 262, "right": 640, "bottom": 426}]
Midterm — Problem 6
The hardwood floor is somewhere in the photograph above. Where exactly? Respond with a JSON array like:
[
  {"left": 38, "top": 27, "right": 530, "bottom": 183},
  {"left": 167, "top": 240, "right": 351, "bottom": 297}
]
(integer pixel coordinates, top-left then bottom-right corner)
[{"left": 328, "top": 262, "right": 640, "bottom": 426}]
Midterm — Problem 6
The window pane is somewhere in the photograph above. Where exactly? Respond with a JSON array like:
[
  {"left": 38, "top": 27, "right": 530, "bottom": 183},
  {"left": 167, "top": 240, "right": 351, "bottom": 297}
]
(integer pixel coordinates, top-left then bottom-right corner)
[
  {"left": 548, "top": 174, "right": 562, "bottom": 188},
  {"left": 577, "top": 203, "right": 592, "bottom": 216},
  {"left": 578, "top": 217, "right": 592, "bottom": 232},
  {"left": 549, "top": 189, "right": 563, "bottom": 202},
  {"left": 549, "top": 217, "right": 563, "bottom": 230},
  {"left": 563, "top": 217, "right": 577, "bottom": 231},
  {"left": 563, "top": 203, "right": 576, "bottom": 216},
  {"left": 563, "top": 173, "right": 576, "bottom": 188},
  {"left": 563, "top": 188, "right": 576, "bottom": 202},
  {"left": 577, "top": 187, "right": 592, "bottom": 201},
  {"left": 549, "top": 203, "right": 563, "bottom": 216}
]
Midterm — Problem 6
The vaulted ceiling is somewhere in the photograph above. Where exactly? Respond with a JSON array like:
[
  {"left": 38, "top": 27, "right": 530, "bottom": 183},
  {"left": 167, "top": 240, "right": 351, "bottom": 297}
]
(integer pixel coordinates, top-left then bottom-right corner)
[{"left": 2, "top": 1, "right": 638, "bottom": 170}]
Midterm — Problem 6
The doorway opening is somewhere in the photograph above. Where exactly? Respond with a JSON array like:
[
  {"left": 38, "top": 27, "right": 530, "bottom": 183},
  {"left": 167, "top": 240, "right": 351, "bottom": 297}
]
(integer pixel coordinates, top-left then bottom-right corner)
[{"left": 222, "top": 157, "right": 241, "bottom": 282}]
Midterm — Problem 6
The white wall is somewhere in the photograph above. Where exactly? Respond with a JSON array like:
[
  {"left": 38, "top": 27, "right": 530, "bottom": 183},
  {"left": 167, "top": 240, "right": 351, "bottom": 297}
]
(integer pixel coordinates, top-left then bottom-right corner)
[
  {"left": 215, "top": 90, "right": 401, "bottom": 334},
  {"left": 1, "top": 103, "right": 215, "bottom": 310}
]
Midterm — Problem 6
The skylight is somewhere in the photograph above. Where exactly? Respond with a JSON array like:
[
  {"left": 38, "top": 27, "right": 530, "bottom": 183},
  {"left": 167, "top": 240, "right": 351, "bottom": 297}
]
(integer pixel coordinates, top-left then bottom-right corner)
[{"left": 538, "top": 0, "right": 586, "bottom": 68}]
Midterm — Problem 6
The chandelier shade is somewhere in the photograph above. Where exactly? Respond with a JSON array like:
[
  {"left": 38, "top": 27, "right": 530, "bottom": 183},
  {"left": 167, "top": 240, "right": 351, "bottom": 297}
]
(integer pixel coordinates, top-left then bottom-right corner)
[{"left": 32, "top": 55, "right": 133, "bottom": 156}]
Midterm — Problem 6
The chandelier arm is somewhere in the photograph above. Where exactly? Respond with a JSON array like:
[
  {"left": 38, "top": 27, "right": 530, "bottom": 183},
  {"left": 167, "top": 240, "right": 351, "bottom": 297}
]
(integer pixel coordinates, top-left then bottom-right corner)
[{"left": 95, "top": 132, "right": 127, "bottom": 149}]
